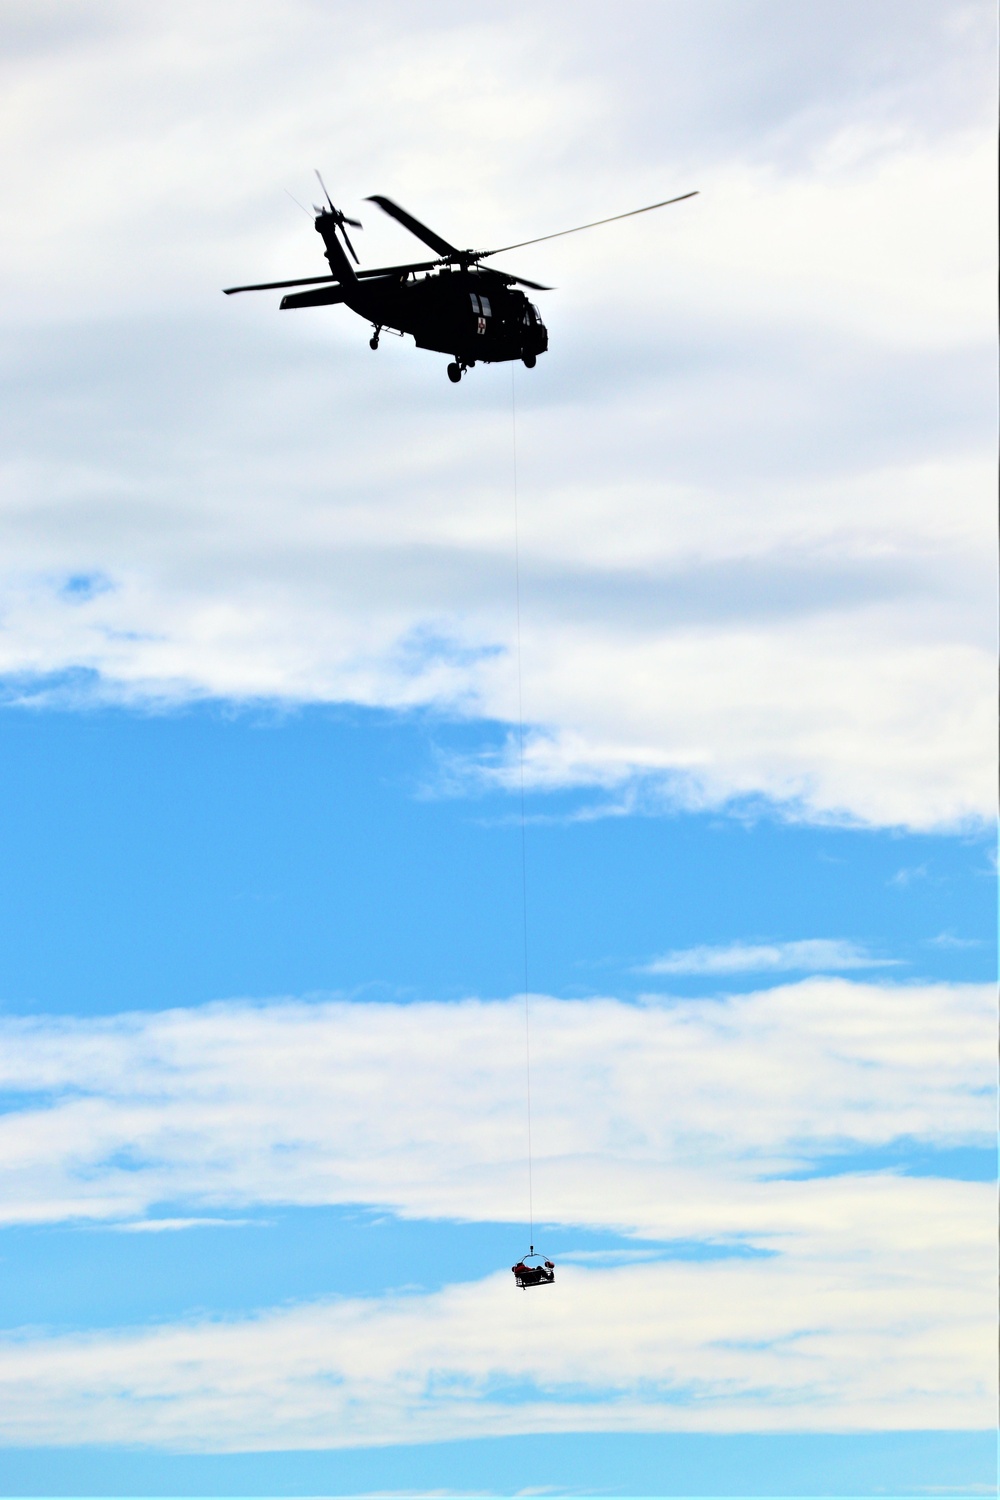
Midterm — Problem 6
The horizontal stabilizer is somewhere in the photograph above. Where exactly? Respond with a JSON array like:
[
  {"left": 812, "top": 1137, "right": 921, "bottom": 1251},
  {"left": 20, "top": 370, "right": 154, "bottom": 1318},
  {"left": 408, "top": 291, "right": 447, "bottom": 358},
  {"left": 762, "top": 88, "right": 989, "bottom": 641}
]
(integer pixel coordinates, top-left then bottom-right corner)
[{"left": 280, "top": 284, "right": 348, "bottom": 309}]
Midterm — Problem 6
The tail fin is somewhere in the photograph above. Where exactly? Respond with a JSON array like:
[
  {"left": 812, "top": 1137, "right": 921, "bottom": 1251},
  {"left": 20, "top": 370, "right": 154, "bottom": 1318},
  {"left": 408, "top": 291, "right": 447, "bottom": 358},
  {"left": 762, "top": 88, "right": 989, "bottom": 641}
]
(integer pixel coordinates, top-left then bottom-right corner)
[{"left": 315, "top": 206, "right": 358, "bottom": 284}]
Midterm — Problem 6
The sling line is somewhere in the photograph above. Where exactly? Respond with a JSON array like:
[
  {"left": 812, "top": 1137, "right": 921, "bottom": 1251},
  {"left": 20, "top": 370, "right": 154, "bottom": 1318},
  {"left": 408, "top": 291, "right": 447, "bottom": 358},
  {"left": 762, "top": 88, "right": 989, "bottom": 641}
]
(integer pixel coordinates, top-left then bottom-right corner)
[{"left": 511, "top": 363, "right": 534, "bottom": 1249}]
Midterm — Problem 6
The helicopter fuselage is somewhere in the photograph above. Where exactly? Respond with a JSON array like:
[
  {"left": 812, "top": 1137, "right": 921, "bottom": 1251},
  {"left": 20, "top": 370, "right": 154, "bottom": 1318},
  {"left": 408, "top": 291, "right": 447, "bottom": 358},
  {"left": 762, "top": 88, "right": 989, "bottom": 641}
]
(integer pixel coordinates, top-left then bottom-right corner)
[
  {"left": 271, "top": 209, "right": 549, "bottom": 373},
  {"left": 282, "top": 264, "right": 548, "bottom": 368}
]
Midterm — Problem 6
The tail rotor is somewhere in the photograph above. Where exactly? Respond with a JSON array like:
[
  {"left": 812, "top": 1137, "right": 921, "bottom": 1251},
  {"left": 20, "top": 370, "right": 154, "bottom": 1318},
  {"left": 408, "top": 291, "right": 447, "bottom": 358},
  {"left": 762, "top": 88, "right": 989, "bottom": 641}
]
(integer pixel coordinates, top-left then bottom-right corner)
[{"left": 314, "top": 170, "right": 363, "bottom": 263}]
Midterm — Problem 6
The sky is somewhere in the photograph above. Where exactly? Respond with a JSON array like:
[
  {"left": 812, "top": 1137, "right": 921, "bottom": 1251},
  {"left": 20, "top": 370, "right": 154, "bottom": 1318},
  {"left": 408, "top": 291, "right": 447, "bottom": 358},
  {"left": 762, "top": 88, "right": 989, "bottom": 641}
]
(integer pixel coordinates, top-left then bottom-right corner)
[{"left": 0, "top": 1, "right": 996, "bottom": 1496}]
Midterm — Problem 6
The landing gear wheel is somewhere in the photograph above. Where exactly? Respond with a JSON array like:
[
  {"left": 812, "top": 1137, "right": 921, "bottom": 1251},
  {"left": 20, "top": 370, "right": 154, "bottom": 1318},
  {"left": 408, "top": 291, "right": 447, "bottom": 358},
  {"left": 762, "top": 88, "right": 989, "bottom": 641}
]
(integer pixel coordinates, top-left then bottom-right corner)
[
  {"left": 522, "top": 352, "right": 536, "bottom": 368},
  {"left": 369, "top": 330, "right": 380, "bottom": 350},
  {"left": 447, "top": 362, "right": 462, "bottom": 383}
]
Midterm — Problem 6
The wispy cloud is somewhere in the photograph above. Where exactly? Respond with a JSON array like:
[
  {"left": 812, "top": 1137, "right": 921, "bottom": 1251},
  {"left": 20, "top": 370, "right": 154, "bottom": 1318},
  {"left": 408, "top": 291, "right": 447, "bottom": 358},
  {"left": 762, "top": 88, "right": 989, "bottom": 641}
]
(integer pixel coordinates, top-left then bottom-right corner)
[
  {"left": 0, "top": 982, "right": 992, "bottom": 1443},
  {"left": 0, "top": 982, "right": 991, "bottom": 1237},
  {"left": 927, "top": 931, "right": 984, "bottom": 950},
  {"left": 0, "top": 1244, "right": 992, "bottom": 1447},
  {"left": 642, "top": 938, "right": 897, "bottom": 976},
  {"left": 112, "top": 1217, "right": 256, "bottom": 1233}
]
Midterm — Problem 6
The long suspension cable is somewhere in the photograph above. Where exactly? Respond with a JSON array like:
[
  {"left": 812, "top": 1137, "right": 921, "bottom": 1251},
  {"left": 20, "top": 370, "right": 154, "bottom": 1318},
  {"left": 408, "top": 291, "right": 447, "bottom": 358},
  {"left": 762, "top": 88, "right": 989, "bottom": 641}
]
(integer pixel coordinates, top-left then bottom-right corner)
[{"left": 511, "top": 363, "right": 534, "bottom": 1249}]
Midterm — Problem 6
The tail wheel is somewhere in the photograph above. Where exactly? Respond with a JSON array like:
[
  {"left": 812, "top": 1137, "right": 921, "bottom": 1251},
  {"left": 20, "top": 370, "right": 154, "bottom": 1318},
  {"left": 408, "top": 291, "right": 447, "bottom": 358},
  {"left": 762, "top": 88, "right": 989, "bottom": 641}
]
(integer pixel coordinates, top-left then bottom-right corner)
[
  {"left": 522, "top": 352, "right": 536, "bottom": 368},
  {"left": 447, "top": 362, "right": 462, "bottom": 383}
]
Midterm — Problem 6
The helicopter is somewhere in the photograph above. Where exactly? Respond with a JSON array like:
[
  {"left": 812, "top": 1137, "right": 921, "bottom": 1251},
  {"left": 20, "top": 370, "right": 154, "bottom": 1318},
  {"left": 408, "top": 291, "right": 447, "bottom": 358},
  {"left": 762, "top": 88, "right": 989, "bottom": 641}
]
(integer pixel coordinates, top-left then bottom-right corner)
[{"left": 223, "top": 175, "right": 697, "bottom": 382}]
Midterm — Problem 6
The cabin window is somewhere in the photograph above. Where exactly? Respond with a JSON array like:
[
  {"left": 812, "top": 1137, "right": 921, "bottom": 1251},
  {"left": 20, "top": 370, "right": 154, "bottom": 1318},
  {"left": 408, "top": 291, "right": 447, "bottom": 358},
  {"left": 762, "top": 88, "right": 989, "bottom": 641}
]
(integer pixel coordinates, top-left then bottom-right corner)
[
  {"left": 479, "top": 295, "right": 491, "bottom": 317},
  {"left": 469, "top": 292, "right": 481, "bottom": 313}
]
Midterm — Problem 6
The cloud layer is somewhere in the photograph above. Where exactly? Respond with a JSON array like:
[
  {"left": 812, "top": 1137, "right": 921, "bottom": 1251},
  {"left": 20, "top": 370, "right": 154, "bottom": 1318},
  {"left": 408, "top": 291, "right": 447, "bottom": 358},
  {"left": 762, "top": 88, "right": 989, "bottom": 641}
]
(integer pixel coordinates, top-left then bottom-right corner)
[
  {"left": 0, "top": 978, "right": 994, "bottom": 1445},
  {"left": 0, "top": 0, "right": 995, "bottom": 829},
  {"left": 0, "top": 1245, "right": 993, "bottom": 1448},
  {"left": 0, "top": 981, "right": 992, "bottom": 1233}
]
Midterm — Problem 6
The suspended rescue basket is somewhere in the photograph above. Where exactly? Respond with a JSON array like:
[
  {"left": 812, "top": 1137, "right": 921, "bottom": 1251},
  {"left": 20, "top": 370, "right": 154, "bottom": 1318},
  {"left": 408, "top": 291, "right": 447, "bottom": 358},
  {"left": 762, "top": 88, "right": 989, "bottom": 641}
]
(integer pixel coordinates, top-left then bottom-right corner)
[{"left": 511, "top": 1247, "right": 555, "bottom": 1289}]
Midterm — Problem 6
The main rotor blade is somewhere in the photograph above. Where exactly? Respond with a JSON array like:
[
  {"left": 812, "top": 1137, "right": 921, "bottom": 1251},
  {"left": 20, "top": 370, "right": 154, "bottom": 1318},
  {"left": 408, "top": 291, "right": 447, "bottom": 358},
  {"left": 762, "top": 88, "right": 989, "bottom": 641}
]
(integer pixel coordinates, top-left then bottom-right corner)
[
  {"left": 495, "top": 270, "right": 553, "bottom": 291},
  {"left": 366, "top": 195, "right": 459, "bottom": 257},
  {"left": 355, "top": 257, "right": 550, "bottom": 289},
  {"left": 223, "top": 259, "right": 549, "bottom": 296},
  {"left": 481, "top": 191, "right": 698, "bottom": 256},
  {"left": 355, "top": 258, "right": 440, "bottom": 279},
  {"left": 223, "top": 274, "right": 340, "bottom": 294}
]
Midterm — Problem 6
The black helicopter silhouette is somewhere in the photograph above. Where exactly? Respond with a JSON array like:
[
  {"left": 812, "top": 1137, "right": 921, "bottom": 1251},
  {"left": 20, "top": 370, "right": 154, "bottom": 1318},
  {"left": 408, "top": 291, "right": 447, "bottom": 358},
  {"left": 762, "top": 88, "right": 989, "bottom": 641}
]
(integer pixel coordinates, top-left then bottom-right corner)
[{"left": 224, "top": 175, "right": 697, "bottom": 382}]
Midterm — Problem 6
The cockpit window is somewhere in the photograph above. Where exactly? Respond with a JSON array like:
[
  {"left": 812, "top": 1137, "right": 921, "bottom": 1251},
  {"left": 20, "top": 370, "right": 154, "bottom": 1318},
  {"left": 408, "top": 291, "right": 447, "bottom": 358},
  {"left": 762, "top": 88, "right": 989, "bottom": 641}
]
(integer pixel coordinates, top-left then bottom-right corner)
[{"left": 469, "top": 292, "right": 481, "bottom": 314}]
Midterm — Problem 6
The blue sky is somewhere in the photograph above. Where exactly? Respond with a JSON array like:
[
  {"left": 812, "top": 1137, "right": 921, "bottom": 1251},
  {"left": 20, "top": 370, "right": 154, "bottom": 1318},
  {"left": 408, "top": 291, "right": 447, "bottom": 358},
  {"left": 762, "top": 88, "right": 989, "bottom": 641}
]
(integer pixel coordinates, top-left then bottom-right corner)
[
  {"left": 0, "top": 1, "right": 996, "bottom": 1496},
  {"left": 0, "top": 701, "right": 993, "bottom": 1014}
]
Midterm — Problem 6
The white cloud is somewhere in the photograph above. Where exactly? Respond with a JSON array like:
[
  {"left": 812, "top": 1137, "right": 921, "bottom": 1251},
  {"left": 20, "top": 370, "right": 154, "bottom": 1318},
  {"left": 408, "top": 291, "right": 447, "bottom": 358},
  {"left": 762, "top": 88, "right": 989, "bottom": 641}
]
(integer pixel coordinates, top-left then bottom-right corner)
[
  {"left": 0, "top": 1238, "right": 994, "bottom": 1447},
  {"left": 113, "top": 1216, "right": 255, "bottom": 1232},
  {"left": 0, "top": 979, "right": 993, "bottom": 1443},
  {"left": 0, "top": 981, "right": 991, "bottom": 1235},
  {"left": 643, "top": 938, "right": 897, "bottom": 975},
  {"left": 0, "top": 0, "right": 994, "bottom": 830}
]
